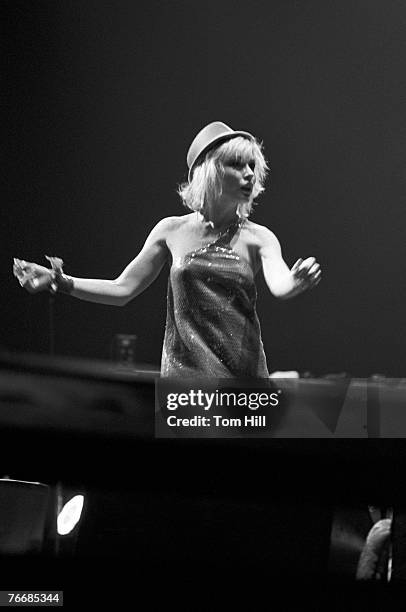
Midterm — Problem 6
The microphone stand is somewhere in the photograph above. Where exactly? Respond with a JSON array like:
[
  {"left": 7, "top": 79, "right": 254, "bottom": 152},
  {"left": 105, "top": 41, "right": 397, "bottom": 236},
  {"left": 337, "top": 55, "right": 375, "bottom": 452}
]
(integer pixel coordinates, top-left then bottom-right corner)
[{"left": 48, "top": 294, "right": 55, "bottom": 356}]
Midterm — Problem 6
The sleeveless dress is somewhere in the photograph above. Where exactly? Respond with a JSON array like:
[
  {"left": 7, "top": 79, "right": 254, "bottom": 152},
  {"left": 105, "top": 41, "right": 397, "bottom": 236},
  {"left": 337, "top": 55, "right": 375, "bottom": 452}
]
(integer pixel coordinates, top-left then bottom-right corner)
[{"left": 160, "top": 221, "right": 270, "bottom": 378}]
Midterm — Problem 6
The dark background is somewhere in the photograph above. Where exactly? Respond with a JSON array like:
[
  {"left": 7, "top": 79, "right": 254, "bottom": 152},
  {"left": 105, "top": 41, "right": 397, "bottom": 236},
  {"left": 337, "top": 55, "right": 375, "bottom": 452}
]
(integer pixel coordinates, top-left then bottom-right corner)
[{"left": 3, "top": 0, "right": 405, "bottom": 376}]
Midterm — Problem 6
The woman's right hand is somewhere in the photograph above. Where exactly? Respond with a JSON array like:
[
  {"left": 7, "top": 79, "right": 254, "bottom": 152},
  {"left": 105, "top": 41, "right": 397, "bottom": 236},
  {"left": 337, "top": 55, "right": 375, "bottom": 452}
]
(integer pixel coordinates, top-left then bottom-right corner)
[{"left": 13, "top": 258, "right": 53, "bottom": 293}]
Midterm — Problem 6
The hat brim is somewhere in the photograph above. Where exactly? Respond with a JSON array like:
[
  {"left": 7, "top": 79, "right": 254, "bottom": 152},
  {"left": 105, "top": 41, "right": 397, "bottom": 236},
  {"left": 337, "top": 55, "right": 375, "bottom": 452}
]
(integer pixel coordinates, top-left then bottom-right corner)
[{"left": 188, "top": 130, "right": 254, "bottom": 182}]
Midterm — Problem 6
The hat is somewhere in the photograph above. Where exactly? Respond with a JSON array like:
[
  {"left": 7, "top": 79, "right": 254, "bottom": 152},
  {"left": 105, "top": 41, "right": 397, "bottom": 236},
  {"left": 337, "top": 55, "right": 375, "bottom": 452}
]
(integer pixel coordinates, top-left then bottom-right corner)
[{"left": 187, "top": 121, "right": 255, "bottom": 182}]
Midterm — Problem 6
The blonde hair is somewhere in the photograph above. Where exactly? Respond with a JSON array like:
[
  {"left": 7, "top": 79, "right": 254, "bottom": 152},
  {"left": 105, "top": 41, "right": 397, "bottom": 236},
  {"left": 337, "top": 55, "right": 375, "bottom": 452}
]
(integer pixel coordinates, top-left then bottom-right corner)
[{"left": 178, "top": 136, "right": 269, "bottom": 217}]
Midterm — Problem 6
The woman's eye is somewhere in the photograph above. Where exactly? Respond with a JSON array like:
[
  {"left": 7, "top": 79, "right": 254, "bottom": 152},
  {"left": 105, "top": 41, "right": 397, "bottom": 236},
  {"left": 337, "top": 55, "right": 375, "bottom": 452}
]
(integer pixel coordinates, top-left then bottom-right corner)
[{"left": 229, "top": 159, "right": 255, "bottom": 171}]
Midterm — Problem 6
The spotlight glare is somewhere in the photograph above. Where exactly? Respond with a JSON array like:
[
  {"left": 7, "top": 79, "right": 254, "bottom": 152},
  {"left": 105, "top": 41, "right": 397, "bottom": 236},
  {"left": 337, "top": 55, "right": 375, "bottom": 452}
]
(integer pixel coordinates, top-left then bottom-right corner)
[{"left": 57, "top": 495, "right": 84, "bottom": 536}]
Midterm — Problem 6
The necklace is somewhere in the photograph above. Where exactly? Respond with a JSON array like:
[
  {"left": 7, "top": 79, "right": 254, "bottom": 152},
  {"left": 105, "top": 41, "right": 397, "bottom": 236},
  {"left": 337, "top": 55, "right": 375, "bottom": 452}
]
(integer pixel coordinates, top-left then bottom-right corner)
[{"left": 196, "top": 211, "right": 245, "bottom": 243}]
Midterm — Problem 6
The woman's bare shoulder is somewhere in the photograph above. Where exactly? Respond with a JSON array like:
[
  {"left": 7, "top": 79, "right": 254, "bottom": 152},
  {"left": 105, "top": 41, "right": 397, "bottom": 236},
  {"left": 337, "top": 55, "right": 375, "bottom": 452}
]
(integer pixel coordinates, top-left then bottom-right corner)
[
  {"left": 243, "top": 220, "right": 280, "bottom": 247},
  {"left": 152, "top": 213, "right": 194, "bottom": 235}
]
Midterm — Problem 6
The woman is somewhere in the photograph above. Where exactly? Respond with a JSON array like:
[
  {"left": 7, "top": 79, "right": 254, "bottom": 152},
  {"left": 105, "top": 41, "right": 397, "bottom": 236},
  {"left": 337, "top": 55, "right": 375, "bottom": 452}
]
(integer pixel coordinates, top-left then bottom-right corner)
[{"left": 13, "top": 121, "right": 321, "bottom": 377}]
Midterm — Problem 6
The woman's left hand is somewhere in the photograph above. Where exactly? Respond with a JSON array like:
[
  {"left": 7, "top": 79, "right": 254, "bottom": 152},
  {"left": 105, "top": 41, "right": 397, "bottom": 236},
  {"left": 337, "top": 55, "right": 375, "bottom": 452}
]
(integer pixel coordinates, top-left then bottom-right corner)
[
  {"left": 290, "top": 257, "right": 321, "bottom": 292},
  {"left": 13, "top": 259, "right": 53, "bottom": 293}
]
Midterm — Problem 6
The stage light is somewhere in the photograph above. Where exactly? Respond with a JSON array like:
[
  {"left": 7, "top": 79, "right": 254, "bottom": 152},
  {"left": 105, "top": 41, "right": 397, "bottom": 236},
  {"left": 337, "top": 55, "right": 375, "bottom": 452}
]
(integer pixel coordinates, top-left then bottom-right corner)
[{"left": 57, "top": 495, "right": 84, "bottom": 536}]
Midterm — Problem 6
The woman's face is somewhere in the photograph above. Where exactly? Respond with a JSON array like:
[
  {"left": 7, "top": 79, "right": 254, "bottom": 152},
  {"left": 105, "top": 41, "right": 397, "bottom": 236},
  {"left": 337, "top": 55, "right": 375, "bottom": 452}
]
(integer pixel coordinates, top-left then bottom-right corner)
[{"left": 219, "top": 155, "right": 256, "bottom": 205}]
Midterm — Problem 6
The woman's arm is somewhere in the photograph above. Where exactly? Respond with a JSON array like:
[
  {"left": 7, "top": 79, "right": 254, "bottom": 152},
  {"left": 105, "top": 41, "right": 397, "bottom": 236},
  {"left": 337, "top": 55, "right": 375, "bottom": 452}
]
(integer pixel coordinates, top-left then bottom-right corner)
[
  {"left": 14, "top": 218, "right": 171, "bottom": 306},
  {"left": 356, "top": 519, "right": 392, "bottom": 580},
  {"left": 258, "top": 227, "right": 321, "bottom": 299}
]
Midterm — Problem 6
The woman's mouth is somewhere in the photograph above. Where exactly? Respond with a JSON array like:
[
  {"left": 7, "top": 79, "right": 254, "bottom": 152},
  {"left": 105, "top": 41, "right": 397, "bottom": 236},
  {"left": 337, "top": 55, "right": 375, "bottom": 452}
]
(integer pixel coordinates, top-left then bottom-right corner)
[{"left": 241, "top": 187, "right": 252, "bottom": 196}]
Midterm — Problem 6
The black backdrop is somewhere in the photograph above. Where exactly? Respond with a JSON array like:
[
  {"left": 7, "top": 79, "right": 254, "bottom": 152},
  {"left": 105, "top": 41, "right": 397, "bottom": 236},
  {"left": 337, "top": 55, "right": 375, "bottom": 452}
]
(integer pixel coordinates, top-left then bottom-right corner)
[{"left": 3, "top": 0, "right": 406, "bottom": 376}]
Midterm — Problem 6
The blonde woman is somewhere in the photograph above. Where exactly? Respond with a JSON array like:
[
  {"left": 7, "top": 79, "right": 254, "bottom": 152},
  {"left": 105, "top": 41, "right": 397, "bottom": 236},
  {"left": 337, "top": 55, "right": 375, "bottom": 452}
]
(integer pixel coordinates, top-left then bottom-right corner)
[{"left": 14, "top": 122, "right": 321, "bottom": 377}]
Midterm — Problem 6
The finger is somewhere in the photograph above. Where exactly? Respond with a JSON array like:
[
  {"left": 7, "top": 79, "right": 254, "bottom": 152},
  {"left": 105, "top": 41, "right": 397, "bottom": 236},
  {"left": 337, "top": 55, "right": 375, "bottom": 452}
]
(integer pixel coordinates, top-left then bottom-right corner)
[
  {"left": 13, "top": 268, "right": 24, "bottom": 281},
  {"left": 297, "top": 258, "right": 316, "bottom": 276},
  {"left": 295, "top": 266, "right": 311, "bottom": 279},
  {"left": 308, "top": 274, "right": 321, "bottom": 288},
  {"left": 45, "top": 255, "right": 64, "bottom": 270},
  {"left": 299, "top": 257, "right": 316, "bottom": 270},
  {"left": 309, "top": 270, "right": 322, "bottom": 283},
  {"left": 291, "top": 258, "right": 303, "bottom": 273},
  {"left": 308, "top": 263, "right": 320, "bottom": 275},
  {"left": 17, "top": 262, "right": 32, "bottom": 274},
  {"left": 308, "top": 277, "right": 321, "bottom": 289},
  {"left": 297, "top": 267, "right": 312, "bottom": 280},
  {"left": 299, "top": 269, "right": 320, "bottom": 283},
  {"left": 13, "top": 262, "right": 27, "bottom": 277}
]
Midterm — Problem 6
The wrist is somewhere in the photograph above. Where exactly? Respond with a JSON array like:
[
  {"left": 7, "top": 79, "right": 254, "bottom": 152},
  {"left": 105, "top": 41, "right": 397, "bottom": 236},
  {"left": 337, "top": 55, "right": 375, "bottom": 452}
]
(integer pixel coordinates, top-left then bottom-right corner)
[{"left": 50, "top": 271, "right": 74, "bottom": 294}]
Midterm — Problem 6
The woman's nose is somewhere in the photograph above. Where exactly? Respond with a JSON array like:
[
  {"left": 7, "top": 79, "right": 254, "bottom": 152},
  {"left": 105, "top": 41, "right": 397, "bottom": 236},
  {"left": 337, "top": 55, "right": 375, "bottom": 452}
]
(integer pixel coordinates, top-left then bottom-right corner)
[{"left": 244, "top": 165, "right": 255, "bottom": 181}]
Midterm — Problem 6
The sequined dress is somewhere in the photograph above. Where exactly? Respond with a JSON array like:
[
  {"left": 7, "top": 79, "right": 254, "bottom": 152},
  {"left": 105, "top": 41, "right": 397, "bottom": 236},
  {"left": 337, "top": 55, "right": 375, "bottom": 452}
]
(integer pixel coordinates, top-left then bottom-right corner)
[{"left": 160, "top": 221, "right": 269, "bottom": 378}]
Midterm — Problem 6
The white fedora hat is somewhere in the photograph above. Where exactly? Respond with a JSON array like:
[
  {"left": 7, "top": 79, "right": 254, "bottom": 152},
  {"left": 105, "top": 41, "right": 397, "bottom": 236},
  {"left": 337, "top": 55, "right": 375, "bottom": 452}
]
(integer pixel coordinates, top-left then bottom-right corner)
[{"left": 187, "top": 121, "right": 254, "bottom": 182}]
